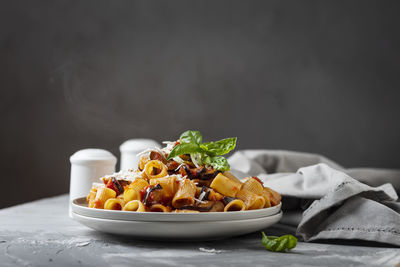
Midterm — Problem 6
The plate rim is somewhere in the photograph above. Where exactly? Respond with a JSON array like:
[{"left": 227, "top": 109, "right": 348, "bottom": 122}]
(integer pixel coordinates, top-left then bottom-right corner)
[
  {"left": 72, "top": 210, "right": 283, "bottom": 223},
  {"left": 71, "top": 210, "right": 283, "bottom": 240},
  {"left": 71, "top": 197, "right": 282, "bottom": 222}
]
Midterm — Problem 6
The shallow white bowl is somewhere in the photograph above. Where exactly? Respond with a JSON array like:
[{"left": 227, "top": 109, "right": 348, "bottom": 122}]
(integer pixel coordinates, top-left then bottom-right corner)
[
  {"left": 71, "top": 211, "right": 283, "bottom": 240},
  {"left": 72, "top": 197, "right": 282, "bottom": 222}
]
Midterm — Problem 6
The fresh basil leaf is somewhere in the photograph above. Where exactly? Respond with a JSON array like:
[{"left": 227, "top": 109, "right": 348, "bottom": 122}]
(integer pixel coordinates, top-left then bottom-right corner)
[
  {"left": 167, "top": 143, "right": 202, "bottom": 160},
  {"left": 203, "top": 156, "right": 230, "bottom": 171},
  {"left": 200, "top": 137, "right": 237, "bottom": 156},
  {"left": 180, "top": 130, "right": 202, "bottom": 144},
  {"left": 190, "top": 153, "right": 204, "bottom": 167},
  {"left": 261, "top": 232, "right": 297, "bottom": 252}
]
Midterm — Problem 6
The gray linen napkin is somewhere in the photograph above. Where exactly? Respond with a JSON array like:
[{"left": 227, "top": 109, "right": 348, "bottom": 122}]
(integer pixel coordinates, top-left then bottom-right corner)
[{"left": 228, "top": 150, "right": 400, "bottom": 246}]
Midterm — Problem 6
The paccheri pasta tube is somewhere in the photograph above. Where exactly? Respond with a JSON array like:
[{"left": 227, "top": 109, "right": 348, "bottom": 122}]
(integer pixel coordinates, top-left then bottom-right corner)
[
  {"left": 86, "top": 130, "right": 281, "bottom": 212},
  {"left": 93, "top": 187, "right": 116, "bottom": 209},
  {"left": 223, "top": 198, "right": 246, "bottom": 212},
  {"left": 149, "top": 176, "right": 179, "bottom": 199},
  {"left": 236, "top": 189, "right": 266, "bottom": 210},
  {"left": 144, "top": 160, "right": 168, "bottom": 179},
  {"left": 123, "top": 200, "right": 146, "bottom": 212},
  {"left": 172, "top": 179, "right": 197, "bottom": 208},
  {"left": 104, "top": 198, "right": 124, "bottom": 210},
  {"left": 124, "top": 178, "right": 149, "bottom": 202},
  {"left": 210, "top": 173, "right": 241, "bottom": 197},
  {"left": 149, "top": 204, "right": 171, "bottom": 212},
  {"left": 242, "top": 177, "right": 264, "bottom": 195}
]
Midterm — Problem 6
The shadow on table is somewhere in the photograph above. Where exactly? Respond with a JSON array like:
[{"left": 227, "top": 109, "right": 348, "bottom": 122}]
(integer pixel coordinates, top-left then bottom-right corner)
[{"left": 84, "top": 223, "right": 398, "bottom": 250}]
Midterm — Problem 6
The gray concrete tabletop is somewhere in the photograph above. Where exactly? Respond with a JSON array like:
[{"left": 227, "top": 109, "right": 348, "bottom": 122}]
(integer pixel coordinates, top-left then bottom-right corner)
[{"left": 1, "top": 195, "right": 399, "bottom": 267}]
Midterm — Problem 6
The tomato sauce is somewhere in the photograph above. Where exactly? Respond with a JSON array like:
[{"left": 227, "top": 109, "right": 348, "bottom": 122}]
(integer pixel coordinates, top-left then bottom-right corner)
[
  {"left": 140, "top": 186, "right": 149, "bottom": 202},
  {"left": 252, "top": 176, "right": 264, "bottom": 185}
]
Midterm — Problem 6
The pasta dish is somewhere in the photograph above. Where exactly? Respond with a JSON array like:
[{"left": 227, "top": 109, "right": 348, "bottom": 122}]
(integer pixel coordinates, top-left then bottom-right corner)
[{"left": 86, "top": 131, "right": 281, "bottom": 213}]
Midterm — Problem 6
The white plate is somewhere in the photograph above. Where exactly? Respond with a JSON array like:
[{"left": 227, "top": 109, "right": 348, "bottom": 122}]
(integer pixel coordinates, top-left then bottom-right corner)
[
  {"left": 72, "top": 197, "right": 282, "bottom": 222},
  {"left": 71, "top": 211, "right": 283, "bottom": 240}
]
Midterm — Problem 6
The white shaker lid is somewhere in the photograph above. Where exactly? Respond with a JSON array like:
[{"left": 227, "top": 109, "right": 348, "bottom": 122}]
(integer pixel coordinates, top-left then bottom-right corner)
[
  {"left": 119, "top": 139, "right": 161, "bottom": 153},
  {"left": 70, "top": 149, "right": 117, "bottom": 165}
]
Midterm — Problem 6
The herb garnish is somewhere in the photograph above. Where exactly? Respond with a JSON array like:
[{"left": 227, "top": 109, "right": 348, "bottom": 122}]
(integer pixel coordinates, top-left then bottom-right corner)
[
  {"left": 166, "top": 130, "right": 237, "bottom": 171},
  {"left": 261, "top": 232, "right": 298, "bottom": 252}
]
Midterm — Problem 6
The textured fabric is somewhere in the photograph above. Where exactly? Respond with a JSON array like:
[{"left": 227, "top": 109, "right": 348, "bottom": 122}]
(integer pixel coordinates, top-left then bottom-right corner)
[{"left": 228, "top": 150, "right": 400, "bottom": 246}]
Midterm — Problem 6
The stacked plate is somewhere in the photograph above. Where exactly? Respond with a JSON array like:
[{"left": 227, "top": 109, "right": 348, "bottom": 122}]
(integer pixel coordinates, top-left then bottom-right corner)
[{"left": 71, "top": 197, "right": 282, "bottom": 240}]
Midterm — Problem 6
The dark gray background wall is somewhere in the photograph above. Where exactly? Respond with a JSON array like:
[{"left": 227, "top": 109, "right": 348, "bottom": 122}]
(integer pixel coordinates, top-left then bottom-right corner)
[{"left": 1, "top": 1, "right": 399, "bottom": 208}]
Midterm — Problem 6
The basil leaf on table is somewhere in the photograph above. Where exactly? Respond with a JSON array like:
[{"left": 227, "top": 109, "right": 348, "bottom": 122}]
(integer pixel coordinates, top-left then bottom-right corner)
[
  {"left": 166, "top": 143, "right": 202, "bottom": 160},
  {"left": 261, "top": 232, "right": 298, "bottom": 252},
  {"left": 203, "top": 156, "right": 230, "bottom": 171},
  {"left": 179, "top": 130, "right": 203, "bottom": 144},
  {"left": 200, "top": 137, "right": 237, "bottom": 156}
]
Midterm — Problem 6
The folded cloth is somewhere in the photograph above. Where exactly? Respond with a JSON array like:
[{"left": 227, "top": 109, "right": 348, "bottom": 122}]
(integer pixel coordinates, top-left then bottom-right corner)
[{"left": 228, "top": 150, "right": 400, "bottom": 246}]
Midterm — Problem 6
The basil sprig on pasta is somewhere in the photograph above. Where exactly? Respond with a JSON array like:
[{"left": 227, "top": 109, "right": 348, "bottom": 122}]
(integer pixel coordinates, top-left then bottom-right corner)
[
  {"left": 261, "top": 232, "right": 298, "bottom": 252},
  {"left": 179, "top": 130, "right": 203, "bottom": 144},
  {"left": 166, "top": 130, "right": 237, "bottom": 171}
]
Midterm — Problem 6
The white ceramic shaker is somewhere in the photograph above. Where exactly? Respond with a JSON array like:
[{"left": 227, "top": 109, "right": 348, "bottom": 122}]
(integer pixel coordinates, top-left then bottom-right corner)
[
  {"left": 119, "top": 139, "right": 161, "bottom": 170},
  {"left": 69, "top": 149, "right": 117, "bottom": 215}
]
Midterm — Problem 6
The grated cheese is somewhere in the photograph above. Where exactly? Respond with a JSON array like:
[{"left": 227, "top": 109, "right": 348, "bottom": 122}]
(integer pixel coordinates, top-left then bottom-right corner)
[
  {"left": 198, "top": 191, "right": 206, "bottom": 201},
  {"left": 174, "top": 163, "right": 185, "bottom": 171},
  {"left": 136, "top": 147, "right": 167, "bottom": 161},
  {"left": 194, "top": 198, "right": 207, "bottom": 204},
  {"left": 173, "top": 156, "right": 184, "bottom": 164},
  {"left": 161, "top": 141, "right": 177, "bottom": 154},
  {"left": 102, "top": 169, "right": 143, "bottom": 182},
  {"left": 91, "top": 182, "right": 105, "bottom": 189}
]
